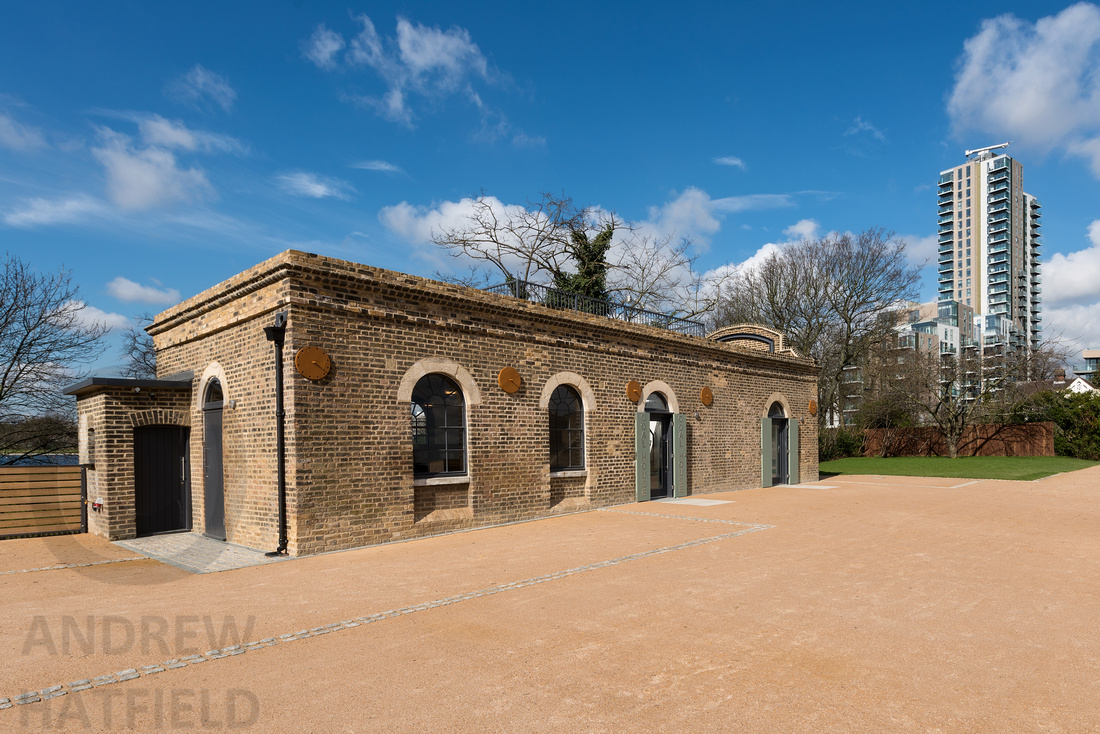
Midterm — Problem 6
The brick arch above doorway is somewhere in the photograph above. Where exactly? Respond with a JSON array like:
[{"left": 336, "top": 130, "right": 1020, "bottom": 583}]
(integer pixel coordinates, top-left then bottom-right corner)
[
  {"left": 130, "top": 410, "right": 190, "bottom": 428},
  {"left": 641, "top": 380, "right": 679, "bottom": 413},
  {"left": 762, "top": 392, "right": 791, "bottom": 418}
]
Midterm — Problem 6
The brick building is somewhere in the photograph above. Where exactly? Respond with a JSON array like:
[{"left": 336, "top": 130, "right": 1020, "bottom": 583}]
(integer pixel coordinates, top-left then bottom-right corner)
[{"left": 68, "top": 251, "right": 818, "bottom": 556}]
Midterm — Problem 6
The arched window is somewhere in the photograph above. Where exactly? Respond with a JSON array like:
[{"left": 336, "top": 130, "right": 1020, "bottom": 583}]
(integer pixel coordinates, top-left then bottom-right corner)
[
  {"left": 205, "top": 378, "right": 223, "bottom": 406},
  {"left": 645, "top": 392, "right": 669, "bottom": 413},
  {"left": 411, "top": 374, "right": 466, "bottom": 477},
  {"left": 549, "top": 385, "right": 584, "bottom": 471}
]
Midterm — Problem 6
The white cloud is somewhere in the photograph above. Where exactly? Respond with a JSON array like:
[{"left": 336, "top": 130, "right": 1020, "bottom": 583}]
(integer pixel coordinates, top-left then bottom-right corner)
[
  {"left": 703, "top": 243, "right": 783, "bottom": 285},
  {"left": 68, "top": 301, "right": 130, "bottom": 331},
  {"left": 714, "top": 156, "right": 747, "bottom": 170},
  {"left": 380, "top": 196, "right": 508, "bottom": 244},
  {"left": 783, "top": 219, "right": 819, "bottom": 240},
  {"left": 1041, "top": 220, "right": 1100, "bottom": 354},
  {"left": 137, "top": 115, "right": 245, "bottom": 154},
  {"left": 900, "top": 233, "right": 938, "bottom": 265},
  {"left": 350, "top": 159, "right": 404, "bottom": 174},
  {"left": 1044, "top": 220, "right": 1100, "bottom": 308},
  {"left": 303, "top": 25, "right": 345, "bottom": 69},
  {"left": 307, "top": 14, "right": 496, "bottom": 127},
  {"left": 91, "top": 128, "right": 213, "bottom": 211},
  {"left": 4, "top": 196, "right": 105, "bottom": 227},
  {"left": 512, "top": 132, "right": 546, "bottom": 148},
  {"left": 165, "top": 64, "right": 237, "bottom": 113},
  {"left": 845, "top": 115, "right": 887, "bottom": 142},
  {"left": 645, "top": 187, "right": 794, "bottom": 249},
  {"left": 380, "top": 188, "right": 797, "bottom": 276},
  {"left": 0, "top": 112, "right": 46, "bottom": 151},
  {"left": 277, "top": 172, "right": 355, "bottom": 200},
  {"left": 948, "top": 3, "right": 1100, "bottom": 175},
  {"left": 106, "top": 276, "right": 180, "bottom": 305},
  {"left": 379, "top": 196, "right": 530, "bottom": 273}
]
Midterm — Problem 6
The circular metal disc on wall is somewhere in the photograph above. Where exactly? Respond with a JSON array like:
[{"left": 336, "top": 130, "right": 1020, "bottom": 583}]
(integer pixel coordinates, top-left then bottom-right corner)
[
  {"left": 808, "top": 399, "right": 818, "bottom": 416},
  {"left": 498, "top": 366, "right": 522, "bottom": 393},
  {"left": 626, "top": 380, "right": 642, "bottom": 403},
  {"left": 295, "top": 346, "right": 331, "bottom": 381},
  {"left": 700, "top": 386, "right": 714, "bottom": 406}
]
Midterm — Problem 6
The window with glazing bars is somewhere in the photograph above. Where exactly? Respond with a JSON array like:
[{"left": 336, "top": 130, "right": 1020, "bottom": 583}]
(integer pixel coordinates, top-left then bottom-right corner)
[
  {"left": 411, "top": 374, "right": 466, "bottom": 476},
  {"left": 548, "top": 385, "right": 584, "bottom": 471}
]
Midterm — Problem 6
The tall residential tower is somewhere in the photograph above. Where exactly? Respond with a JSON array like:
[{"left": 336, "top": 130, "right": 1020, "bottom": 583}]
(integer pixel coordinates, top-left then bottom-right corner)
[{"left": 937, "top": 144, "right": 1042, "bottom": 350}]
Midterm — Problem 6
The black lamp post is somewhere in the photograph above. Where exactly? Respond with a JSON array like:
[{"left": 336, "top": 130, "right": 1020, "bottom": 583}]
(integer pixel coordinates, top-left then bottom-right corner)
[{"left": 264, "top": 311, "right": 288, "bottom": 556}]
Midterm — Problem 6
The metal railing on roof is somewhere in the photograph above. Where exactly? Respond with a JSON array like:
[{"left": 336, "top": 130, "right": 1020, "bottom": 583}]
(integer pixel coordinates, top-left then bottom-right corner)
[{"left": 484, "top": 279, "right": 707, "bottom": 338}]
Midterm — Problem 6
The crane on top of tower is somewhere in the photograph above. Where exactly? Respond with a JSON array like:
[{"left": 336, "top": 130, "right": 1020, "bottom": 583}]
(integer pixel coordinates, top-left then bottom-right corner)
[{"left": 965, "top": 142, "right": 1012, "bottom": 160}]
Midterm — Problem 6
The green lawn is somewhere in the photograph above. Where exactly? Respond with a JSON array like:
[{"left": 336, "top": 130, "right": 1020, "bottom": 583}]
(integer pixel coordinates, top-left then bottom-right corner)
[{"left": 819, "top": 455, "right": 1100, "bottom": 481}]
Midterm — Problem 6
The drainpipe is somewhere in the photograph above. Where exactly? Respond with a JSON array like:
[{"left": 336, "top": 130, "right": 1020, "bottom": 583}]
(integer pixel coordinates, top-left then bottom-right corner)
[{"left": 264, "top": 311, "right": 288, "bottom": 556}]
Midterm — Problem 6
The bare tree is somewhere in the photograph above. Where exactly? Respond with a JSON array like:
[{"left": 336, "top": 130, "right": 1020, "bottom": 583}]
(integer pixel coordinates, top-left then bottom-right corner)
[
  {"left": 431, "top": 191, "right": 583, "bottom": 284},
  {"left": 431, "top": 191, "right": 721, "bottom": 320},
  {"left": 714, "top": 229, "right": 922, "bottom": 430},
  {"left": 0, "top": 253, "right": 108, "bottom": 463},
  {"left": 606, "top": 231, "right": 718, "bottom": 317},
  {"left": 120, "top": 312, "right": 157, "bottom": 379},
  {"left": 869, "top": 333, "right": 1071, "bottom": 458}
]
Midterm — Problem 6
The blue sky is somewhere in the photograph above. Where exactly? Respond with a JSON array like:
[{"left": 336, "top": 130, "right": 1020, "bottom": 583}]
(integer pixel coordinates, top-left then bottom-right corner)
[{"left": 3, "top": 1, "right": 1100, "bottom": 372}]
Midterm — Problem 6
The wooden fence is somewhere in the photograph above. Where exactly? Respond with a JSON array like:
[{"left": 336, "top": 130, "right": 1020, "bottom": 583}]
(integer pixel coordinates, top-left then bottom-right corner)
[
  {"left": 0, "top": 465, "right": 86, "bottom": 539},
  {"left": 863, "top": 422, "right": 1055, "bottom": 458}
]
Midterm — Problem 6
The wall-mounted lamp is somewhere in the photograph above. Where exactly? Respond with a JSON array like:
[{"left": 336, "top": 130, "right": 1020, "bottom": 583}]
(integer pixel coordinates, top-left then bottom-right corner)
[
  {"left": 133, "top": 386, "right": 141, "bottom": 393},
  {"left": 228, "top": 399, "right": 237, "bottom": 409}
]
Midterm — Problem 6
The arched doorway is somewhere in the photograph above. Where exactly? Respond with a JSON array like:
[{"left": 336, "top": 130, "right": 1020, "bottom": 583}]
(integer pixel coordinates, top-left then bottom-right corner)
[
  {"left": 202, "top": 379, "right": 226, "bottom": 541},
  {"left": 761, "top": 400, "right": 799, "bottom": 487},
  {"left": 768, "top": 402, "right": 788, "bottom": 485},
  {"left": 645, "top": 392, "right": 672, "bottom": 498}
]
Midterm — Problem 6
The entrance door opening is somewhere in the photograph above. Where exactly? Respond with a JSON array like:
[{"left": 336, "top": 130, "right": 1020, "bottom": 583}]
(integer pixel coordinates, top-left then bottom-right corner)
[
  {"left": 134, "top": 425, "right": 190, "bottom": 536},
  {"left": 769, "top": 401, "right": 788, "bottom": 486},
  {"left": 646, "top": 392, "right": 672, "bottom": 499},
  {"left": 203, "top": 378, "right": 226, "bottom": 541}
]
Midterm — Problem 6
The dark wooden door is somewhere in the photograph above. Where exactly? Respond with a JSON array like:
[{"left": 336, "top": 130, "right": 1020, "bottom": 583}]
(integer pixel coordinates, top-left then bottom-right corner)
[
  {"left": 203, "top": 405, "right": 226, "bottom": 541},
  {"left": 134, "top": 426, "right": 190, "bottom": 536}
]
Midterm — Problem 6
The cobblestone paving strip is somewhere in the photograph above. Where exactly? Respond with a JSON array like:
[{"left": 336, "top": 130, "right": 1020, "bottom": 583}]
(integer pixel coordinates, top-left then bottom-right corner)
[
  {"left": 0, "top": 558, "right": 144, "bottom": 576},
  {"left": 598, "top": 507, "right": 772, "bottom": 529},
  {"left": 2, "top": 512, "right": 772, "bottom": 711}
]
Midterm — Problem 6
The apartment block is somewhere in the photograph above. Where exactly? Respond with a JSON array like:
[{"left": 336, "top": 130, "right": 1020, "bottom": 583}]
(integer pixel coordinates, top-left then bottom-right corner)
[{"left": 936, "top": 144, "right": 1042, "bottom": 350}]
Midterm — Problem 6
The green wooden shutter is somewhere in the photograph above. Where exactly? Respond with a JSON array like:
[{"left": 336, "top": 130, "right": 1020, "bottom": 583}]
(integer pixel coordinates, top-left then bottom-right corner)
[
  {"left": 788, "top": 418, "right": 799, "bottom": 485},
  {"left": 635, "top": 412, "right": 650, "bottom": 502},
  {"left": 761, "top": 418, "right": 772, "bottom": 488},
  {"left": 672, "top": 413, "right": 687, "bottom": 497}
]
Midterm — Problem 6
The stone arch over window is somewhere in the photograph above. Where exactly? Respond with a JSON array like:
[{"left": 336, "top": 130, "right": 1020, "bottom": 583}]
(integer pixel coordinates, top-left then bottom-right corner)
[
  {"left": 641, "top": 380, "right": 679, "bottom": 414},
  {"left": 197, "top": 362, "right": 230, "bottom": 412},
  {"left": 761, "top": 391, "right": 791, "bottom": 418},
  {"left": 538, "top": 371, "right": 596, "bottom": 412},
  {"left": 398, "top": 358, "right": 482, "bottom": 406}
]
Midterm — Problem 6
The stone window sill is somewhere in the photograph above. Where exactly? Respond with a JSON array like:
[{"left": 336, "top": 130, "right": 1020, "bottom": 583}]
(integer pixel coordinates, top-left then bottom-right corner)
[
  {"left": 549, "top": 469, "right": 587, "bottom": 479},
  {"left": 413, "top": 475, "right": 470, "bottom": 487}
]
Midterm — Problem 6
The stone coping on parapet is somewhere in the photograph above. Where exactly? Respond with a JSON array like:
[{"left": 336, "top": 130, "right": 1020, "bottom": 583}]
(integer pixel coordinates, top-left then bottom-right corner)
[{"left": 148, "top": 249, "right": 817, "bottom": 375}]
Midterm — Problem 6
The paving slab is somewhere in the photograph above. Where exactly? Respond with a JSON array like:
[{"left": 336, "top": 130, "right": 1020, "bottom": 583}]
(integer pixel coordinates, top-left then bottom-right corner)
[
  {"left": 2, "top": 467, "right": 1099, "bottom": 732},
  {"left": 114, "top": 532, "right": 289, "bottom": 574}
]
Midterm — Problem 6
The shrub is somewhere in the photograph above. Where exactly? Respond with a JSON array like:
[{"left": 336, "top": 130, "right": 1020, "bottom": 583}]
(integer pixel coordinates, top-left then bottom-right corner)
[{"left": 819, "top": 427, "right": 864, "bottom": 462}]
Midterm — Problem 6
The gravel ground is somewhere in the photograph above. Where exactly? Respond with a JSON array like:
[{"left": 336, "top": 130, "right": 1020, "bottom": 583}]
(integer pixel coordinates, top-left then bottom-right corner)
[{"left": 2, "top": 467, "right": 1099, "bottom": 732}]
